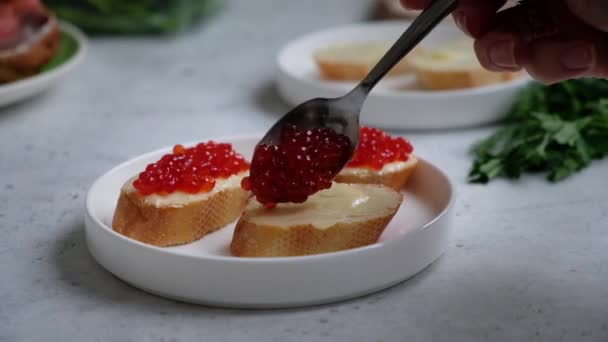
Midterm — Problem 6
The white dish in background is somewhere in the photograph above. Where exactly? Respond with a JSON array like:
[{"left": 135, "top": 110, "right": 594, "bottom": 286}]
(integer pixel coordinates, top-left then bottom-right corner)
[
  {"left": 0, "top": 22, "right": 87, "bottom": 107},
  {"left": 85, "top": 136, "right": 453, "bottom": 308},
  {"left": 276, "top": 21, "right": 531, "bottom": 130}
]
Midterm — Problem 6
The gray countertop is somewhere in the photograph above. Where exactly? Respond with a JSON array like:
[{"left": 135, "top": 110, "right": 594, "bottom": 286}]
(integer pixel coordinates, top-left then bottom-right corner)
[{"left": 2, "top": 1, "right": 608, "bottom": 341}]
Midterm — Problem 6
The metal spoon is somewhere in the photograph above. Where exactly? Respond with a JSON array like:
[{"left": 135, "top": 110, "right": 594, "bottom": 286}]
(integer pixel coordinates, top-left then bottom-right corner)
[{"left": 259, "top": 0, "right": 457, "bottom": 158}]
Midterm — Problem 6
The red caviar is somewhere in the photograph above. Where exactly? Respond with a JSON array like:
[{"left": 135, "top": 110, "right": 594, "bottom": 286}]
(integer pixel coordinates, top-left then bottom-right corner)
[
  {"left": 245, "top": 125, "right": 352, "bottom": 205},
  {"left": 347, "top": 126, "right": 413, "bottom": 170},
  {"left": 133, "top": 142, "right": 250, "bottom": 196},
  {"left": 240, "top": 177, "right": 251, "bottom": 191}
]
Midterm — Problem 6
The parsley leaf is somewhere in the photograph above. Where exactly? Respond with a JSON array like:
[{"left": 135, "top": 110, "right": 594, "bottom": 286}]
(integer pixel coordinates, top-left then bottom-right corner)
[{"left": 469, "top": 78, "right": 608, "bottom": 183}]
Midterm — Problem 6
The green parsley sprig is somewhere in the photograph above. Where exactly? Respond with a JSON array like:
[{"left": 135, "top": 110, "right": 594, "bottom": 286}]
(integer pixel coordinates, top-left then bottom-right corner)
[{"left": 469, "top": 79, "right": 608, "bottom": 183}]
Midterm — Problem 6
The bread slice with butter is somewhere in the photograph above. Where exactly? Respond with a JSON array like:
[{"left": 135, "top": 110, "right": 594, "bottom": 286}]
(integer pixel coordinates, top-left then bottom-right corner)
[
  {"left": 112, "top": 172, "right": 249, "bottom": 247},
  {"left": 335, "top": 156, "right": 418, "bottom": 191},
  {"left": 315, "top": 41, "right": 423, "bottom": 81},
  {"left": 230, "top": 182, "right": 402, "bottom": 257},
  {"left": 408, "top": 39, "right": 521, "bottom": 90}
]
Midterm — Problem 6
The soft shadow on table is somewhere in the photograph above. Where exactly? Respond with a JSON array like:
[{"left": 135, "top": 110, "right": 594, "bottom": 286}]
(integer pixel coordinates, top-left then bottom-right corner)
[
  {"left": 53, "top": 220, "right": 604, "bottom": 336},
  {"left": 52, "top": 220, "right": 219, "bottom": 313},
  {"left": 252, "top": 80, "right": 290, "bottom": 119},
  {"left": 0, "top": 91, "right": 54, "bottom": 122}
]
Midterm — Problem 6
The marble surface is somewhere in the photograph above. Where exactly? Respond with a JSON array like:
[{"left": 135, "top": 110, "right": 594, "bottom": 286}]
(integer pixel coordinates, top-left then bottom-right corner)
[{"left": 1, "top": 1, "right": 608, "bottom": 341}]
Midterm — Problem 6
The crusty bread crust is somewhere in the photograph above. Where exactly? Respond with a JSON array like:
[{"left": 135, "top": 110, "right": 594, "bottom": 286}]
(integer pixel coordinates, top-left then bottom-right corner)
[
  {"left": 415, "top": 68, "right": 522, "bottom": 90},
  {"left": 231, "top": 184, "right": 403, "bottom": 257},
  {"left": 316, "top": 58, "right": 412, "bottom": 81},
  {"left": 335, "top": 156, "right": 418, "bottom": 191},
  {"left": 113, "top": 186, "right": 249, "bottom": 247},
  {"left": 314, "top": 45, "right": 423, "bottom": 81},
  {"left": 0, "top": 16, "right": 61, "bottom": 83},
  {"left": 231, "top": 209, "right": 398, "bottom": 257}
]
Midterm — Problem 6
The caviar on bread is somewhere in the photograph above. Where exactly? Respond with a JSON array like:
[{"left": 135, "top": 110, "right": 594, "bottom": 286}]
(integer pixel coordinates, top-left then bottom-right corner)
[
  {"left": 112, "top": 142, "right": 250, "bottom": 247},
  {"left": 231, "top": 182, "right": 403, "bottom": 257},
  {"left": 231, "top": 126, "right": 410, "bottom": 257},
  {"left": 112, "top": 128, "right": 415, "bottom": 255},
  {"left": 335, "top": 126, "right": 418, "bottom": 190}
]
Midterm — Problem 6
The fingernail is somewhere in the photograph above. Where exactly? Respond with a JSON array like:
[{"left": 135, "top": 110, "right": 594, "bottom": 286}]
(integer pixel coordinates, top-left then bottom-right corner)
[
  {"left": 453, "top": 11, "right": 471, "bottom": 37},
  {"left": 560, "top": 43, "right": 594, "bottom": 71},
  {"left": 488, "top": 40, "right": 518, "bottom": 69}
]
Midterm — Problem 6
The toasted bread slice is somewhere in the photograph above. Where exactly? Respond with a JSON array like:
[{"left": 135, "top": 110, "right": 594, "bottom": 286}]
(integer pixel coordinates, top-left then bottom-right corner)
[
  {"left": 315, "top": 42, "right": 423, "bottom": 81},
  {"left": 113, "top": 172, "right": 249, "bottom": 247},
  {"left": 408, "top": 39, "right": 522, "bottom": 90},
  {"left": 335, "top": 156, "right": 418, "bottom": 191},
  {"left": 231, "top": 183, "right": 402, "bottom": 257},
  {"left": 0, "top": 15, "right": 60, "bottom": 83}
]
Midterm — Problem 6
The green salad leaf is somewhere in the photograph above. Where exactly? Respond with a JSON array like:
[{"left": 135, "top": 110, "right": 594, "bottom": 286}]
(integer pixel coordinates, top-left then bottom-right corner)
[
  {"left": 41, "top": 31, "right": 79, "bottom": 72},
  {"left": 469, "top": 79, "right": 608, "bottom": 183}
]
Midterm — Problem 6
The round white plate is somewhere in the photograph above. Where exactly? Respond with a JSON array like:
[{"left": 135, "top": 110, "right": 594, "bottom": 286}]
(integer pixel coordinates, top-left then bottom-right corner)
[
  {"left": 85, "top": 136, "right": 453, "bottom": 308},
  {"left": 276, "top": 21, "right": 531, "bottom": 130},
  {"left": 0, "top": 22, "right": 87, "bottom": 107}
]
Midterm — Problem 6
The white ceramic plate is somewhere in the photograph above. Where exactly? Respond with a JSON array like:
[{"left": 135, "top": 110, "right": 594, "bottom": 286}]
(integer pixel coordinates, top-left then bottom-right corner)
[
  {"left": 85, "top": 136, "right": 453, "bottom": 308},
  {"left": 0, "top": 22, "right": 87, "bottom": 107},
  {"left": 276, "top": 21, "right": 531, "bottom": 130}
]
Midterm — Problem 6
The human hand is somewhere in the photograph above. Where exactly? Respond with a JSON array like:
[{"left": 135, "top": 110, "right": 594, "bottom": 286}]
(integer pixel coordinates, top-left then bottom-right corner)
[{"left": 401, "top": 0, "right": 608, "bottom": 83}]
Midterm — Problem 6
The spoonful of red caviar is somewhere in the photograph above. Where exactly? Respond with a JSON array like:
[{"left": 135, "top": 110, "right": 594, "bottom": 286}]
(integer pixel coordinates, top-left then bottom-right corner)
[
  {"left": 244, "top": 124, "right": 352, "bottom": 206},
  {"left": 246, "top": 0, "right": 455, "bottom": 205}
]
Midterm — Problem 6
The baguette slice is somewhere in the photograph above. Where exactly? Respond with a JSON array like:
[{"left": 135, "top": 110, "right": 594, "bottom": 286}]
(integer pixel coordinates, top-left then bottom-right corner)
[
  {"left": 231, "top": 182, "right": 402, "bottom": 257},
  {"left": 408, "top": 39, "right": 522, "bottom": 90},
  {"left": 335, "top": 156, "right": 418, "bottom": 191},
  {"left": 0, "top": 14, "right": 60, "bottom": 83},
  {"left": 113, "top": 172, "right": 249, "bottom": 247},
  {"left": 315, "top": 42, "right": 423, "bottom": 81}
]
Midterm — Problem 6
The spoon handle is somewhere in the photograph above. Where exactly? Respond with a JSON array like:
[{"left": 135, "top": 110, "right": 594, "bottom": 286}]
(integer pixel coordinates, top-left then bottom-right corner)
[{"left": 356, "top": 0, "right": 458, "bottom": 94}]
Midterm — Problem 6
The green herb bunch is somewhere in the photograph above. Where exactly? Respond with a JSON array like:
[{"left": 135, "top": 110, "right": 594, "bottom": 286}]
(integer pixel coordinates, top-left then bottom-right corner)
[
  {"left": 46, "top": 0, "right": 220, "bottom": 34},
  {"left": 469, "top": 78, "right": 608, "bottom": 183}
]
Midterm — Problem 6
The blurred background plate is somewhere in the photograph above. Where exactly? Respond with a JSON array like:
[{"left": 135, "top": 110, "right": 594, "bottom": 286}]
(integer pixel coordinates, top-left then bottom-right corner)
[
  {"left": 0, "top": 22, "right": 87, "bottom": 108},
  {"left": 276, "top": 21, "right": 531, "bottom": 130}
]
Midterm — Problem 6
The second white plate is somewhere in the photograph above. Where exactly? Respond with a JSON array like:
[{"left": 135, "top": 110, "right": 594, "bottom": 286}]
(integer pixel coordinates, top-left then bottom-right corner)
[
  {"left": 0, "top": 22, "right": 87, "bottom": 107},
  {"left": 276, "top": 21, "right": 531, "bottom": 130},
  {"left": 85, "top": 136, "right": 453, "bottom": 308}
]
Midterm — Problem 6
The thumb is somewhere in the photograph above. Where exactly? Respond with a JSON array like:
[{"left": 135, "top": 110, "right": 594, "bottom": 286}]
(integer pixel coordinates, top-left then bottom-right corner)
[{"left": 566, "top": 0, "right": 608, "bottom": 32}]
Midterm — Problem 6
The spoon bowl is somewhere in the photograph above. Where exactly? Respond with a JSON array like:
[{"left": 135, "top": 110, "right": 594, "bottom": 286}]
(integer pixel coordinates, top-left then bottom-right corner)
[{"left": 260, "top": 95, "right": 363, "bottom": 160}]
